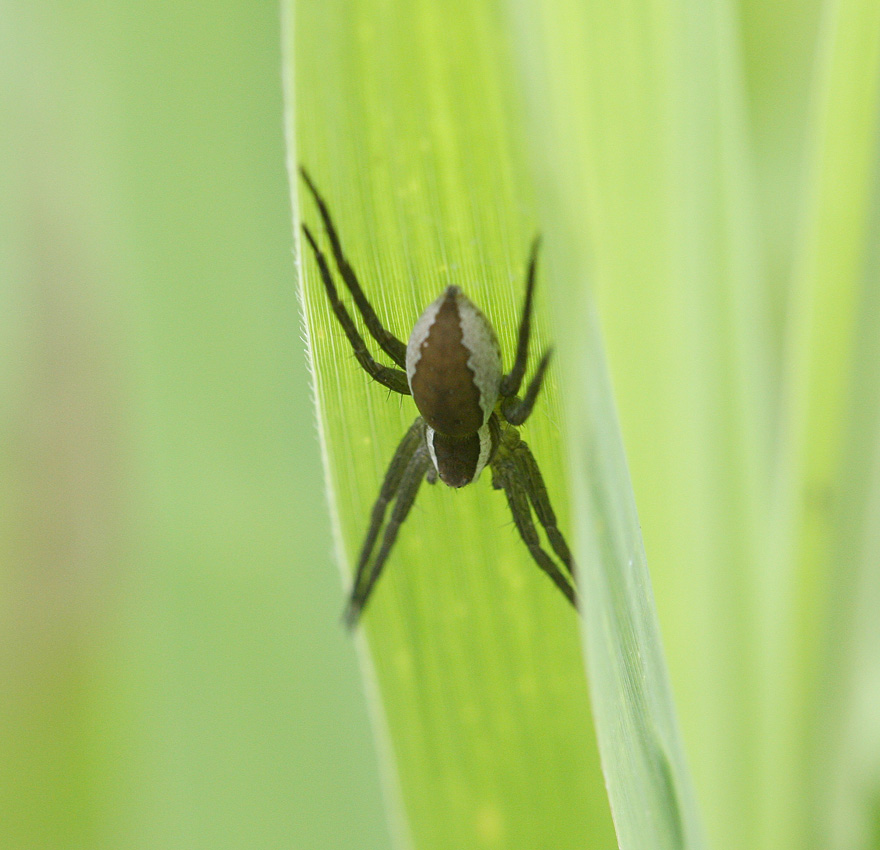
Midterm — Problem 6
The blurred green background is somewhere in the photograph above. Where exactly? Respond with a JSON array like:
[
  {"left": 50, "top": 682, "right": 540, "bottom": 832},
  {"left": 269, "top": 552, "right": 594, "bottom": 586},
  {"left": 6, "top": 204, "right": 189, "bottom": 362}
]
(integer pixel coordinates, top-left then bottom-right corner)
[
  {"left": 1, "top": 2, "right": 389, "bottom": 848},
  {"left": 4, "top": 0, "right": 880, "bottom": 849}
]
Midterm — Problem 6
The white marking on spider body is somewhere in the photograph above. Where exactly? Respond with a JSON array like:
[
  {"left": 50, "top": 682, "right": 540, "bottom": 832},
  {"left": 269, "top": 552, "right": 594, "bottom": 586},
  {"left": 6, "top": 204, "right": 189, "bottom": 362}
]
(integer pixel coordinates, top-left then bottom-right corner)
[
  {"left": 473, "top": 422, "right": 493, "bottom": 481},
  {"left": 425, "top": 424, "right": 439, "bottom": 472},
  {"left": 405, "top": 296, "right": 443, "bottom": 386},
  {"left": 425, "top": 421, "right": 493, "bottom": 483},
  {"left": 406, "top": 286, "right": 502, "bottom": 428},
  {"left": 457, "top": 291, "right": 502, "bottom": 425}
]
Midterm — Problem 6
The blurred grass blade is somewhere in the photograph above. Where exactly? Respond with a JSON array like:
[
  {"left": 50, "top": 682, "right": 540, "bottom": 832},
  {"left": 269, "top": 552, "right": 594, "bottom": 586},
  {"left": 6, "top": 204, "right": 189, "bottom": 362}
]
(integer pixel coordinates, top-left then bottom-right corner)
[
  {"left": 823, "top": 152, "right": 880, "bottom": 849},
  {"left": 285, "top": 2, "right": 617, "bottom": 848},
  {"left": 758, "top": 0, "right": 880, "bottom": 845},
  {"left": 285, "top": 0, "right": 707, "bottom": 846},
  {"left": 826, "top": 425, "right": 880, "bottom": 848},
  {"left": 511, "top": 1, "right": 733, "bottom": 848},
  {"left": 825, "top": 186, "right": 880, "bottom": 838}
]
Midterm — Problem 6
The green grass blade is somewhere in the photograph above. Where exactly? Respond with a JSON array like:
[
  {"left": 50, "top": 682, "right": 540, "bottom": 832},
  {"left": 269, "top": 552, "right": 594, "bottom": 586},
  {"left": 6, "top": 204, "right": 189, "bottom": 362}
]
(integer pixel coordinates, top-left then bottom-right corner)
[
  {"left": 825, "top": 428, "right": 880, "bottom": 848},
  {"left": 285, "top": 2, "right": 616, "bottom": 848},
  {"left": 511, "top": 0, "right": 750, "bottom": 847},
  {"left": 285, "top": 0, "right": 706, "bottom": 846},
  {"left": 758, "top": 0, "right": 880, "bottom": 845},
  {"left": 822, "top": 159, "right": 880, "bottom": 849}
]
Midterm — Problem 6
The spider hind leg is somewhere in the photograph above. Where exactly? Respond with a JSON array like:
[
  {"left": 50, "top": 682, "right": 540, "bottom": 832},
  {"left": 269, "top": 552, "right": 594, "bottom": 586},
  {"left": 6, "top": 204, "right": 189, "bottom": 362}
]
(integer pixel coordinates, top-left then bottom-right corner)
[
  {"left": 301, "top": 224, "right": 410, "bottom": 395},
  {"left": 500, "top": 235, "right": 541, "bottom": 398},
  {"left": 300, "top": 167, "right": 407, "bottom": 368},
  {"left": 501, "top": 348, "right": 552, "bottom": 426}
]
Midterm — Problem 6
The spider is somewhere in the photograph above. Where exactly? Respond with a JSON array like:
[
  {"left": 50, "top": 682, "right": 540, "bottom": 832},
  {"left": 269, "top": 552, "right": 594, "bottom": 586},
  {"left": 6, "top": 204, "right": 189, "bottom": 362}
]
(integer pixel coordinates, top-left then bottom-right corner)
[{"left": 299, "top": 167, "right": 577, "bottom": 626}]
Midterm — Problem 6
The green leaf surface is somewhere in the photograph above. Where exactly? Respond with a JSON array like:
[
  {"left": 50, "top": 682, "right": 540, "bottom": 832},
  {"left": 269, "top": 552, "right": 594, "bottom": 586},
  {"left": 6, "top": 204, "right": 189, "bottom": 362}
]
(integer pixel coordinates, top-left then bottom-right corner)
[
  {"left": 511, "top": 0, "right": 732, "bottom": 847},
  {"left": 757, "top": 0, "right": 880, "bottom": 845},
  {"left": 822, "top": 148, "right": 880, "bottom": 850},
  {"left": 285, "top": 1, "right": 702, "bottom": 848}
]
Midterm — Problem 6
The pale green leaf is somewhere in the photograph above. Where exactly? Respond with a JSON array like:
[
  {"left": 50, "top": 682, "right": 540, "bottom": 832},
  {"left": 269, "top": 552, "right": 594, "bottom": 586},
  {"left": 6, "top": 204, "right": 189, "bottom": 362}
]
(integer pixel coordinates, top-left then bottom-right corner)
[{"left": 284, "top": 1, "right": 703, "bottom": 848}]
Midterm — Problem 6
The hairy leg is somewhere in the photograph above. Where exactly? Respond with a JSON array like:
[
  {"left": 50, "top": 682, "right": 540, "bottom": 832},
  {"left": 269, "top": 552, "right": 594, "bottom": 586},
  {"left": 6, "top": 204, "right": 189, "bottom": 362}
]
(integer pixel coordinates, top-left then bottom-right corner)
[
  {"left": 501, "top": 348, "right": 552, "bottom": 426},
  {"left": 302, "top": 224, "right": 410, "bottom": 394},
  {"left": 346, "top": 444, "right": 432, "bottom": 626},
  {"left": 500, "top": 235, "right": 541, "bottom": 398},
  {"left": 347, "top": 417, "right": 425, "bottom": 616},
  {"left": 492, "top": 460, "right": 577, "bottom": 607},
  {"left": 514, "top": 440, "right": 576, "bottom": 579},
  {"left": 300, "top": 167, "right": 407, "bottom": 367}
]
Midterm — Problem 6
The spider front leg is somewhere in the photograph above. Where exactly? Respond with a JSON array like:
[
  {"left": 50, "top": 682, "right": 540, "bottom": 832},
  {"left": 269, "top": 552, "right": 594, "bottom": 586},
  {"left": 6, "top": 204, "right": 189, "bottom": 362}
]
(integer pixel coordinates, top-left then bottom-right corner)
[
  {"left": 491, "top": 433, "right": 577, "bottom": 608},
  {"left": 347, "top": 417, "right": 424, "bottom": 615},
  {"left": 301, "top": 224, "right": 410, "bottom": 395},
  {"left": 345, "top": 425, "right": 432, "bottom": 627},
  {"left": 513, "top": 439, "right": 576, "bottom": 579}
]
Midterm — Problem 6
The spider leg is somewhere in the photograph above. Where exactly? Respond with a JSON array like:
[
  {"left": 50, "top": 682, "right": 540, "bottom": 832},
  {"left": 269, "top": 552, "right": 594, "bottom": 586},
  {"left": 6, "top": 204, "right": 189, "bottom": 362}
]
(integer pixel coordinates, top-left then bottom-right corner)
[
  {"left": 300, "top": 167, "right": 407, "bottom": 368},
  {"left": 302, "top": 224, "right": 410, "bottom": 395},
  {"left": 501, "top": 348, "right": 552, "bottom": 426},
  {"left": 500, "top": 235, "right": 541, "bottom": 398},
  {"left": 345, "top": 443, "right": 432, "bottom": 627},
  {"left": 513, "top": 440, "right": 576, "bottom": 579},
  {"left": 347, "top": 417, "right": 425, "bottom": 615},
  {"left": 492, "top": 458, "right": 577, "bottom": 607}
]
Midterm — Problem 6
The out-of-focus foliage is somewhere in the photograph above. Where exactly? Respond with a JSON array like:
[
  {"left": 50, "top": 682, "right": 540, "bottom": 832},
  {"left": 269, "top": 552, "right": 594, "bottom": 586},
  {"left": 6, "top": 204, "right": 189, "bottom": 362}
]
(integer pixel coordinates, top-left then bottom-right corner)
[
  {"left": 1, "top": 3, "right": 389, "bottom": 848},
  {"left": 3, "top": 0, "right": 880, "bottom": 849},
  {"left": 288, "top": 0, "right": 699, "bottom": 846}
]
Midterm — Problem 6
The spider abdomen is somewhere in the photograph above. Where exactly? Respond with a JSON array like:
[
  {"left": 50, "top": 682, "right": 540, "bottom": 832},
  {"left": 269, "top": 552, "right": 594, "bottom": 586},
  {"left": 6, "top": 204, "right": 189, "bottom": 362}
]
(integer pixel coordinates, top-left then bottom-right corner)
[{"left": 405, "top": 286, "right": 502, "bottom": 438}]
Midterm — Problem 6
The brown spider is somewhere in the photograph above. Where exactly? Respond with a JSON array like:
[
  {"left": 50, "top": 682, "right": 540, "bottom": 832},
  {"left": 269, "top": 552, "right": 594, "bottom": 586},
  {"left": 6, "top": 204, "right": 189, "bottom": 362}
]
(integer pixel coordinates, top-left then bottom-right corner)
[{"left": 299, "top": 168, "right": 577, "bottom": 626}]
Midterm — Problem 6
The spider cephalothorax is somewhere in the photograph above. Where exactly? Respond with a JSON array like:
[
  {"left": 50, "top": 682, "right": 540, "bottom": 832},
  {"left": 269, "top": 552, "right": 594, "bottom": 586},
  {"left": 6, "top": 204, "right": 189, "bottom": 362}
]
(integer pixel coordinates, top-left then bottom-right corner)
[{"left": 300, "top": 167, "right": 577, "bottom": 625}]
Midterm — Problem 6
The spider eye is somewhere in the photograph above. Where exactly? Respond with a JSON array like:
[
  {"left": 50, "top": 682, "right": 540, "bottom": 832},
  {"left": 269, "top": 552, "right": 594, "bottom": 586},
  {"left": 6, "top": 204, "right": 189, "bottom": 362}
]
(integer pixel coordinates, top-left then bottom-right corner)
[{"left": 439, "top": 469, "right": 471, "bottom": 488}]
